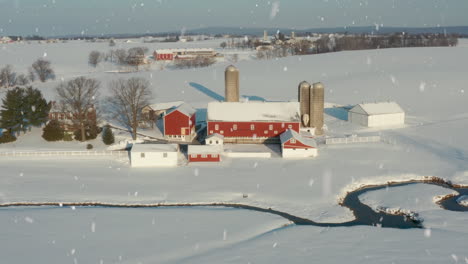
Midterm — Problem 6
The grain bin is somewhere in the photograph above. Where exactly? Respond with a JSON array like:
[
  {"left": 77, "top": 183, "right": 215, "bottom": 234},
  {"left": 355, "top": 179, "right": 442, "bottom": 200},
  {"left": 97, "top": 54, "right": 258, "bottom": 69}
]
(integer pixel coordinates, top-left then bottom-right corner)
[{"left": 225, "top": 65, "right": 240, "bottom": 102}]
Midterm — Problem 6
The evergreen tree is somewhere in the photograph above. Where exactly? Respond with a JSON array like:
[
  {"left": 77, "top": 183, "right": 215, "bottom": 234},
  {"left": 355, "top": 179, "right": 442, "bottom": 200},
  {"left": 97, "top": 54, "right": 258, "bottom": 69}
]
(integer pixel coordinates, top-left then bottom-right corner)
[
  {"left": 0, "top": 130, "right": 17, "bottom": 144},
  {"left": 0, "top": 87, "right": 25, "bottom": 135},
  {"left": 74, "top": 123, "right": 100, "bottom": 141},
  {"left": 23, "top": 87, "right": 51, "bottom": 127},
  {"left": 42, "top": 120, "right": 64, "bottom": 141},
  {"left": 102, "top": 125, "right": 115, "bottom": 145}
]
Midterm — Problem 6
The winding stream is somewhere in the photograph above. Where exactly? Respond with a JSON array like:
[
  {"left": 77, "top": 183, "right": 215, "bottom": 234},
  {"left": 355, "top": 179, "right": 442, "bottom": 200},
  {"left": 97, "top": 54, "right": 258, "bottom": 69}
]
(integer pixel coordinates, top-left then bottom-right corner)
[{"left": 1, "top": 178, "right": 467, "bottom": 229}]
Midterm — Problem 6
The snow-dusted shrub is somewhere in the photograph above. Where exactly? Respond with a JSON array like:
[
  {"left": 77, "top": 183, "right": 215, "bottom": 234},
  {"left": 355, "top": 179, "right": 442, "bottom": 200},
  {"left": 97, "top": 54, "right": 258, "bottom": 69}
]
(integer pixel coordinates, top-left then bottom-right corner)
[
  {"left": 86, "top": 144, "right": 93, "bottom": 150},
  {"left": 0, "top": 130, "right": 17, "bottom": 144},
  {"left": 42, "top": 120, "right": 64, "bottom": 141},
  {"left": 102, "top": 125, "right": 115, "bottom": 145}
]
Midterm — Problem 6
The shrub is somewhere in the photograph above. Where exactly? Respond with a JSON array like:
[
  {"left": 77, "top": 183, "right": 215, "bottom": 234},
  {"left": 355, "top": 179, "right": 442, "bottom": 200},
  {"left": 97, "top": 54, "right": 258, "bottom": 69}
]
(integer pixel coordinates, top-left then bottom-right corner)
[
  {"left": 86, "top": 144, "right": 93, "bottom": 150},
  {"left": 102, "top": 125, "right": 115, "bottom": 145},
  {"left": 63, "top": 133, "right": 73, "bottom": 141},
  {"left": 42, "top": 120, "right": 64, "bottom": 141},
  {"left": 0, "top": 130, "right": 17, "bottom": 144}
]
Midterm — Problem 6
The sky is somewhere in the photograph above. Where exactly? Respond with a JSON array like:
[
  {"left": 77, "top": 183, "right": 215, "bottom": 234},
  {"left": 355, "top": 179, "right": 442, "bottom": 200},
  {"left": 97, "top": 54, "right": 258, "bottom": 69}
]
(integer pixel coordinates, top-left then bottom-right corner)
[{"left": 0, "top": 0, "right": 467, "bottom": 36}]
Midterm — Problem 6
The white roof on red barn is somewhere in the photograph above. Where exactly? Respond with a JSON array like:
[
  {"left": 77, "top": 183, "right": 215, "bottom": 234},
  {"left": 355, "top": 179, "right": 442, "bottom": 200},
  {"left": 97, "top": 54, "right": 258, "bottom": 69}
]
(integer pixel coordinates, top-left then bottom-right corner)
[
  {"left": 188, "top": 145, "right": 223, "bottom": 154},
  {"left": 280, "top": 129, "right": 317, "bottom": 148},
  {"left": 207, "top": 102, "right": 300, "bottom": 122},
  {"left": 350, "top": 102, "right": 404, "bottom": 116},
  {"left": 166, "top": 103, "right": 196, "bottom": 117},
  {"left": 155, "top": 48, "right": 215, "bottom": 54},
  {"left": 145, "top": 101, "right": 183, "bottom": 111}
]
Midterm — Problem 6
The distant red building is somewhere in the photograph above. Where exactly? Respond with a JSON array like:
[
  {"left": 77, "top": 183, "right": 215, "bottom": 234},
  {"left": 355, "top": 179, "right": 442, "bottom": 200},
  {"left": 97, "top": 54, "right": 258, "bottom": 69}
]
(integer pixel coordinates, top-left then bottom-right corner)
[
  {"left": 163, "top": 103, "right": 196, "bottom": 141},
  {"left": 188, "top": 145, "right": 222, "bottom": 162},
  {"left": 206, "top": 102, "right": 301, "bottom": 144},
  {"left": 48, "top": 102, "right": 97, "bottom": 132},
  {"left": 153, "top": 48, "right": 217, "bottom": 61}
]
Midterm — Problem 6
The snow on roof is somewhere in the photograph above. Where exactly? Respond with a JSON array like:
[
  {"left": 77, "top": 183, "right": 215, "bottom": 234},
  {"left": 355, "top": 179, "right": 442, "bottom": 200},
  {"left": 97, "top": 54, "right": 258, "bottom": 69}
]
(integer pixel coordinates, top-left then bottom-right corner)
[
  {"left": 350, "top": 102, "right": 404, "bottom": 115},
  {"left": 145, "top": 101, "right": 184, "bottom": 111},
  {"left": 280, "top": 129, "right": 317, "bottom": 148},
  {"left": 206, "top": 133, "right": 224, "bottom": 140},
  {"left": 132, "top": 144, "right": 179, "bottom": 153},
  {"left": 155, "top": 48, "right": 215, "bottom": 54},
  {"left": 207, "top": 102, "right": 300, "bottom": 122},
  {"left": 188, "top": 145, "right": 223, "bottom": 154},
  {"left": 166, "top": 103, "right": 196, "bottom": 117}
]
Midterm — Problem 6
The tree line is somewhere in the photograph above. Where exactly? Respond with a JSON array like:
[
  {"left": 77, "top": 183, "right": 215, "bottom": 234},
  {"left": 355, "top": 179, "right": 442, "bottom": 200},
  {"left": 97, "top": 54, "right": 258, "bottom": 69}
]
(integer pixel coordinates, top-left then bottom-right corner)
[
  {"left": 1, "top": 76, "right": 152, "bottom": 144},
  {"left": 88, "top": 46, "right": 149, "bottom": 70},
  {"left": 0, "top": 58, "right": 55, "bottom": 88}
]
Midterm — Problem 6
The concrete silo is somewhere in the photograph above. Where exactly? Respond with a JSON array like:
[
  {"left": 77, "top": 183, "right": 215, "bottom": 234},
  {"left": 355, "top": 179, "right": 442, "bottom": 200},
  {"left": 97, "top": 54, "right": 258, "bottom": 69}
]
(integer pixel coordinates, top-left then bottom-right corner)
[
  {"left": 225, "top": 65, "right": 240, "bottom": 102},
  {"left": 310, "top": 82, "right": 325, "bottom": 135},
  {"left": 298, "top": 81, "right": 311, "bottom": 127}
]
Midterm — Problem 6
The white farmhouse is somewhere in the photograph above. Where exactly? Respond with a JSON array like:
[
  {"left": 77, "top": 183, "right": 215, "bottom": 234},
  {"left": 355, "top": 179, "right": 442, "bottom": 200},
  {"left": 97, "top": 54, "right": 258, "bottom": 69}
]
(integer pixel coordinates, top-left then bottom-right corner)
[
  {"left": 348, "top": 102, "right": 405, "bottom": 128},
  {"left": 131, "top": 144, "right": 179, "bottom": 167}
]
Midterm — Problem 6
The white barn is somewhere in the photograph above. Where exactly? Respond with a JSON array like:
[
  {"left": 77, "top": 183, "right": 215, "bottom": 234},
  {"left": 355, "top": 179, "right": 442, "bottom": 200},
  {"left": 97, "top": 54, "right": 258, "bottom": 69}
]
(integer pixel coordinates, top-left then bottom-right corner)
[
  {"left": 280, "top": 129, "right": 318, "bottom": 158},
  {"left": 131, "top": 144, "right": 179, "bottom": 168},
  {"left": 348, "top": 102, "right": 405, "bottom": 128},
  {"left": 205, "top": 133, "right": 224, "bottom": 146}
]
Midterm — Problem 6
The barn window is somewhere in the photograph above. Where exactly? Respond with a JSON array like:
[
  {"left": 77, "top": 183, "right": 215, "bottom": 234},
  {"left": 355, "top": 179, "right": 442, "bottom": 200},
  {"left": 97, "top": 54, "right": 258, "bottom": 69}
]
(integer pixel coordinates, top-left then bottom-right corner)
[
  {"left": 291, "top": 139, "right": 296, "bottom": 144},
  {"left": 209, "top": 130, "right": 213, "bottom": 134},
  {"left": 264, "top": 130, "right": 268, "bottom": 134},
  {"left": 233, "top": 124, "right": 237, "bottom": 130},
  {"left": 163, "top": 153, "right": 168, "bottom": 158},
  {"left": 269, "top": 124, "right": 273, "bottom": 130},
  {"left": 220, "top": 130, "right": 224, "bottom": 134},
  {"left": 305, "top": 148, "right": 309, "bottom": 150},
  {"left": 215, "top": 124, "right": 219, "bottom": 130},
  {"left": 288, "top": 124, "right": 292, "bottom": 129},
  {"left": 250, "top": 124, "right": 255, "bottom": 130},
  {"left": 191, "top": 154, "right": 197, "bottom": 158},
  {"left": 213, "top": 154, "right": 218, "bottom": 158},
  {"left": 274, "top": 131, "right": 278, "bottom": 134},
  {"left": 216, "top": 141, "right": 219, "bottom": 144},
  {"left": 209, "top": 140, "right": 212, "bottom": 144},
  {"left": 202, "top": 154, "right": 207, "bottom": 158},
  {"left": 140, "top": 153, "right": 145, "bottom": 158}
]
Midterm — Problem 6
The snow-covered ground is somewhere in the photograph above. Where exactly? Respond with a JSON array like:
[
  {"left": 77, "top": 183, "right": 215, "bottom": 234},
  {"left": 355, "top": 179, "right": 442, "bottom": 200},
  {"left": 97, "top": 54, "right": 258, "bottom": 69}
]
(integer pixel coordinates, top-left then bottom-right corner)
[{"left": 1, "top": 39, "right": 468, "bottom": 263}]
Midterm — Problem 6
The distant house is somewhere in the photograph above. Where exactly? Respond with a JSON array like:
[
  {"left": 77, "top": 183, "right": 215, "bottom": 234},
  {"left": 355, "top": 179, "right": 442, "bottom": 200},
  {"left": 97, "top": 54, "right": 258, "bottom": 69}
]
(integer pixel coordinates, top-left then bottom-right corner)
[
  {"left": 131, "top": 144, "right": 179, "bottom": 167},
  {"left": 163, "top": 103, "right": 197, "bottom": 141},
  {"left": 206, "top": 101, "right": 301, "bottom": 144},
  {"left": 348, "top": 102, "right": 405, "bottom": 128},
  {"left": 188, "top": 145, "right": 223, "bottom": 163},
  {"left": 280, "top": 129, "right": 318, "bottom": 158},
  {"left": 205, "top": 133, "right": 224, "bottom": 146},
  {"left": 48, "top": 102, "right": 97, "bottom": 132},
  {"left": 153, "top": 48, "right": 217, "bottom": 61}
]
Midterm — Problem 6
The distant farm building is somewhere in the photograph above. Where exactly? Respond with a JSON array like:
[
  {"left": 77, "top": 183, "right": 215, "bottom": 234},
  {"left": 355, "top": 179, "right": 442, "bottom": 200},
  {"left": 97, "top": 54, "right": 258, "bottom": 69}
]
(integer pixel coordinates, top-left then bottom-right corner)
[
  {"left": 141, "top": 101, "right": 183, "bottom": 127},
  {"left": 348, "top": 102, "right": 405, "bottom": 127},
  {"left": 280, "top": 129, "right": 318, "bottom": 158},
  {"left": 153, "top": 48, "right": 218, "bottom": 61},
  {"left": 48, "top": 102, "right": 97, "bottom": 132},
  {"left": 188, "top": 145, "right": 222, "bottom": 163},
  {"left": 163, "top": 103, "right": 197, "bottom": 141},
  {"left": 206, "top": 101, "right": 301, "bottom": 144},
  {"left": 131, "top": 144, "right": 179, "bottom": 167}
]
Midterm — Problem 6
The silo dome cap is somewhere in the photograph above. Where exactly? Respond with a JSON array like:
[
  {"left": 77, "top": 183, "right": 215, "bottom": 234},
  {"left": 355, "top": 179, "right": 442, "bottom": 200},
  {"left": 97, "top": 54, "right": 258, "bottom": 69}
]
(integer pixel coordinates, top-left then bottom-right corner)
[
  {"left": 226, "top": 65, "right": 239, "bottom": 72},
  {"left": 313, "top": 82, "right": 324, "bottom": 89},
  {"left": 299, "top": 81, "right": 311, "bottom": 88}
]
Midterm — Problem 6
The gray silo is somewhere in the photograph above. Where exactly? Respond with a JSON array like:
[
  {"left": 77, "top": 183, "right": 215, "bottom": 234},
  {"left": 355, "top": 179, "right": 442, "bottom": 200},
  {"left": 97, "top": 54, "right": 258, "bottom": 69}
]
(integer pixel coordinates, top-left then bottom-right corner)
[
  {"left": 310, "top": 82, "right": 325, "bottom": 135},
  {"left": 298, "top": 81, "right": 311, "bottom": 127},
  {"left": 225, "top": 65, "right": 240, "bottom": 102}
]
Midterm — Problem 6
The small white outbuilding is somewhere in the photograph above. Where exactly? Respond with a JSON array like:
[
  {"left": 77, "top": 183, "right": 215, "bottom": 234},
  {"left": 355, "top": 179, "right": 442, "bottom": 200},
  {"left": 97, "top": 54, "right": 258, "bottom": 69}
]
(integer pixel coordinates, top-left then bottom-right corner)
[
  {"left": 131, "top": 144, "right": 179, "bottom": 168},
  {"left": 280, "top": 129, "right": 318, "bottom": 158},
  {"left": 348, "top": 102, "right": 405, "bottom": 128},
  {"left": 205, "top": 133, "right": 224, "bottom": 146}
]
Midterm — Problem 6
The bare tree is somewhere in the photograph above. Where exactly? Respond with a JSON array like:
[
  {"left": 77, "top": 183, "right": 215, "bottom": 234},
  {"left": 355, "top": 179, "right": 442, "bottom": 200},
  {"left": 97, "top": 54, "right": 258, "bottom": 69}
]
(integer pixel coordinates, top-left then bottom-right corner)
[
  {"left": 16, "top": 74, "right": 30, "bottom": 86},
  {"left": 114, "top": 49, "right": 128, "bottom": 65},
  {"left": 55, "top": 77, "right": 100, "bottom": 141},
  {"left": 0, "top": 65, "right": 16, "bottom": 88},
  {"left": 109, "top": 39, "right": 116, "bottom": 47},
  {"left": 88, "top": 51, "right": 102, "bottom": 67},
  {"left": 32, "top": 58, "right": 55, "bottom": 82},
  {"left": 108, "top": 77, "right": 152, "bottom": 140},
  {"left": 126, "top": 47, "right": 148, "bottom": 70}
]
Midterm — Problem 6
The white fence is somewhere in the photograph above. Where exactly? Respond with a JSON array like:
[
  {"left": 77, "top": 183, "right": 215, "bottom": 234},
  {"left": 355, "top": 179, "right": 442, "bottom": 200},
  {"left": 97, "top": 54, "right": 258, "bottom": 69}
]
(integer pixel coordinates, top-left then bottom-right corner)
[
  {"left": 325, "top": 136, "right": 381, "bottom": 145},
  {"left": 0, "top": 151, "right": 128, "bottom": 158}
]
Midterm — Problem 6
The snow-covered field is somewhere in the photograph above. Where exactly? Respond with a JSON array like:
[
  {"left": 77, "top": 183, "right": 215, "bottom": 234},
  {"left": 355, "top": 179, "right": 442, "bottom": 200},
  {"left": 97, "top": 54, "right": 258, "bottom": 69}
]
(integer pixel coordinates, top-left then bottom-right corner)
[{"left": 1, "top": 39, "right": 468, "bottom": 263}]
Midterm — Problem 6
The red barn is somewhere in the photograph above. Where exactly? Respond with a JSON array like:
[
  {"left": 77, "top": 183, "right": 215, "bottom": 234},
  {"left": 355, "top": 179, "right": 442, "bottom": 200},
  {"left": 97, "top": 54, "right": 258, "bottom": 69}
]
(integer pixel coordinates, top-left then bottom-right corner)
[
  {"left": 153, "top": 50, "right": 174, "bottom": 61},
  {"left": 188, "top": 145, "right": 222, "bottom": 162},
  {"left": 206, "top": 102, "right": 301, "bottom": 144},
  {"left": 280, "top": 129, "right": 318, "bottom": 158},
  {"left": 163, "top": 103, "right": 196, "bottom": 141}
]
